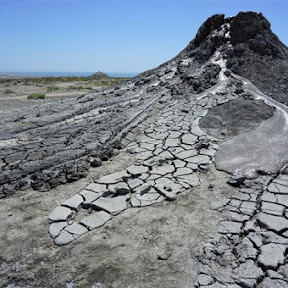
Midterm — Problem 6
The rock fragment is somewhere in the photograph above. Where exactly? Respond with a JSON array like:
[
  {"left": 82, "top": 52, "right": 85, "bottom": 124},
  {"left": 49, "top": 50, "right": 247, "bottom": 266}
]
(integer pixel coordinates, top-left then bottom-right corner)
[
  {"left": 233, "top": 260, "right": 264, "bottom": 287},
  {"left": 92, "top": 195, "right": 128, "bottom": 215},
  {"left": 49, "top": 222, "right": 68, "bottom": 239},
  {"left": 85, "top": 183, "right": 107, "bottom": 193},
  {"left": 182, "top": 134, "right": 198, "bottom": 144},
  {"left": 62, "top": 194, "right": 84, "bottom": 210},
  {"left": 80, "top": 211, "right": 111, "bottom": 229},
  {"left": 126, "top": 165, "right": 149, "bottom": 175},
  {"left": 109, "top": 182, "right": 130, "bottom": 195},
  {"left": 256, "top": 212, "right": 288, "bottom": 233},
  {"left": 97, "top": 170, "right": 128, "bottom": 184},
  {"left": 64, "top": 222, "right": 88, "bottom": 236},
  {"left": 227, "top": 175, "right": 245, "bottom": 187},
  {"left": 54, "top": 230, "right": 75, "bottom": 246},
  {"left": 258, "top": 243, "right": 285, "bottom": 270},
  {"left": 49, "top": 206, "right": 74, "bottom": 222},
  {"left": 90, "top": 157, "right": 102, "bottom": 167}
]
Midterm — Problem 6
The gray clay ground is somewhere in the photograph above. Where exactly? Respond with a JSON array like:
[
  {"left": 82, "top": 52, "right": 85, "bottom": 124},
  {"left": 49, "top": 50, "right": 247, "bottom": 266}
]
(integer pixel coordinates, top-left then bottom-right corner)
[{"left": 1, "top": 12, "right": 288, "bottom": 288}]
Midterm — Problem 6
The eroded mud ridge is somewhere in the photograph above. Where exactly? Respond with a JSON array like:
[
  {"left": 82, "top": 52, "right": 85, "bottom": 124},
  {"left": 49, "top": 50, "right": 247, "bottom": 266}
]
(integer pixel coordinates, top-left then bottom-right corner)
[
  {"left": 1, "top": 11, "right": 288, "bottom": 287},
  {"left": 0, "top": 83, "right": 166, "bottom": 196}
]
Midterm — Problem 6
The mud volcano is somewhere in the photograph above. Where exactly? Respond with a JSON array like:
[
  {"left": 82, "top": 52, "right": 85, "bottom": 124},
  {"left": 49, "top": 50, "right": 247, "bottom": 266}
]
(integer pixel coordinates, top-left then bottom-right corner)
[{"left": 1, "top": 12, "right": 288, "bottom": 288}]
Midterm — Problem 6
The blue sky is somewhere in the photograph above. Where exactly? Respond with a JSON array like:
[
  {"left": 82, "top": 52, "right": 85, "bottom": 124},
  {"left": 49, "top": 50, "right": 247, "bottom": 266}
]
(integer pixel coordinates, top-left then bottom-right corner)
[{"left": 1, "top": 0, "right": 287, "bottom": 73}]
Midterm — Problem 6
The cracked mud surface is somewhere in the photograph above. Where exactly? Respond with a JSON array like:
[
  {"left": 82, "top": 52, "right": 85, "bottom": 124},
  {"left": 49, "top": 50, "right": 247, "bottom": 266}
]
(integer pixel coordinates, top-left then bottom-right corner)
[
  {"left": 47, "top": 86, "right": 229, "bottom": 245},
  {"left": 195, "top": 173, "right": 288, "bottom": 288},
  {"left": 1, "top": 12, "right": 288, "bottom": 288}
]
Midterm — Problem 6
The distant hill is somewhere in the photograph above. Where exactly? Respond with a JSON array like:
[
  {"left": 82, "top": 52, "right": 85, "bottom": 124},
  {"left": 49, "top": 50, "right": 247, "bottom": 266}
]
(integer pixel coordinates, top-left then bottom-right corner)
[{"left": 89, "top": 71, "right": 109, "bottom": 78}]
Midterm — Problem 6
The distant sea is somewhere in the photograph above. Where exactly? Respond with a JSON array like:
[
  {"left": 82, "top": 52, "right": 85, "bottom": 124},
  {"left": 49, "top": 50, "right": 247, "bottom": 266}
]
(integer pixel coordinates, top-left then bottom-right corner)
[{"left": 0, "top": 72, "right": 139, "bottom": 78}]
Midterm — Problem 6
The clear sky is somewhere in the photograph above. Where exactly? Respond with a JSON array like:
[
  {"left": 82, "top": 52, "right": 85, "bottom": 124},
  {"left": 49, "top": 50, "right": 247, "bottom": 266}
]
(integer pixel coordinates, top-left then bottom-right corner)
[{"left": 1, "top": 0, "right": 287, "bottom": 73}]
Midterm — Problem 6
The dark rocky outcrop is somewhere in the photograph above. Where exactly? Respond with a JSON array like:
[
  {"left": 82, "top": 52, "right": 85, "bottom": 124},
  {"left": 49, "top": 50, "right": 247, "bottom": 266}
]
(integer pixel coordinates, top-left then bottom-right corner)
[
  {"left": 226, "top": 12, "right": 288, "bottom": 104},
  {"left": 179, "top": 14, "right": 229, "bottom": 62},
  {"left": 194, "top": 14, "right": 225, "bottom": 46},
  {"left": 176, "top": 12, "right": 288, "bottom": 105}
]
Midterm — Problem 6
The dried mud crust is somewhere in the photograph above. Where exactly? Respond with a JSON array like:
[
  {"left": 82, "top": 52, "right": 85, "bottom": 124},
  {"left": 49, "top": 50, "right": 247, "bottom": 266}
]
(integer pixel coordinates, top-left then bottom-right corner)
[
  {"left": 194, "top": 173, "right": 288, "bottom": 288},
  {"left": 47, "top": 86, "right": 237, "bottom": 246}
]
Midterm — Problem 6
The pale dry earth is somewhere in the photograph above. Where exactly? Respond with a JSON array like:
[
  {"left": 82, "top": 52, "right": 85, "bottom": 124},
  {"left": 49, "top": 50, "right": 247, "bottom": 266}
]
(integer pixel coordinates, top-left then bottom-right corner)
[{"left": 0, "top": 151, "right": 230, "bottom": 287}]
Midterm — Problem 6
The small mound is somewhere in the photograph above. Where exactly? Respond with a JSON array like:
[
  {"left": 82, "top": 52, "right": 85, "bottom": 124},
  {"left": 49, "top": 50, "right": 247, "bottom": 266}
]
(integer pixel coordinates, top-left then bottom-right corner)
[{"left": 89, "top": 71, "right": 109, "bottom": 78}]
